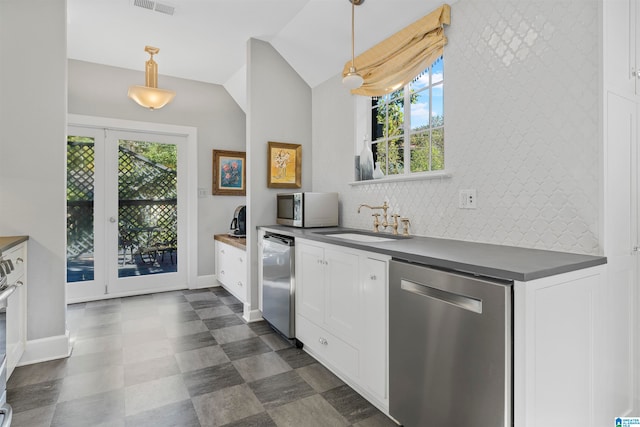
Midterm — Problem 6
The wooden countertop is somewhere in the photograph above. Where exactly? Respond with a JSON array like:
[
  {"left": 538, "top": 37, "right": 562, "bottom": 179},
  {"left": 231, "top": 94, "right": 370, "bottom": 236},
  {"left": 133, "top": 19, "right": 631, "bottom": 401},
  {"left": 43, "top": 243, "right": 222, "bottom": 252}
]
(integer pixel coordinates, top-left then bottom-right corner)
[
  {"left": 0, "top": 236, "right": 29, "bottom": 252},
  {"left": 214, "top": 234, "right": 246, "bottom": 250}
]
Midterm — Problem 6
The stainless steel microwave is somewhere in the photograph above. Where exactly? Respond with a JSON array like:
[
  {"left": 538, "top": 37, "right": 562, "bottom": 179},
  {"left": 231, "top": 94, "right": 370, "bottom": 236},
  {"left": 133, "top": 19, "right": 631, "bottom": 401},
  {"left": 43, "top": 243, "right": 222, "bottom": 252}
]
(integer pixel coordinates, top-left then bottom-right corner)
[{"left": 276, "top": 192, "right": 339, "bottom": 228}]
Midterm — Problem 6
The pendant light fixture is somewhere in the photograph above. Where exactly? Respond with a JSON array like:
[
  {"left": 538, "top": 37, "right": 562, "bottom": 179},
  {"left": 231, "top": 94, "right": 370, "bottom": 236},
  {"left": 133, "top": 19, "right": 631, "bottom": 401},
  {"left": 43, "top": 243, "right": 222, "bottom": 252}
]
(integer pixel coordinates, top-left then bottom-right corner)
[
  {"left": 342, "top": 0, "right": 364, "bottom": 90},
  {"left": 128, "top": 46, "right": 176, "bottom": 110}
]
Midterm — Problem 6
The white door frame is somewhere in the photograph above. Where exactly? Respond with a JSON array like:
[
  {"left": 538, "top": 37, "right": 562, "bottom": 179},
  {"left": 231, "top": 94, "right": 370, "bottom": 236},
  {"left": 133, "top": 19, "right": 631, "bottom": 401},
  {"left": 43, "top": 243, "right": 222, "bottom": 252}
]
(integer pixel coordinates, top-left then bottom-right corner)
[{"left": 67, "top": 114, "right": 198, "bottom": 302}]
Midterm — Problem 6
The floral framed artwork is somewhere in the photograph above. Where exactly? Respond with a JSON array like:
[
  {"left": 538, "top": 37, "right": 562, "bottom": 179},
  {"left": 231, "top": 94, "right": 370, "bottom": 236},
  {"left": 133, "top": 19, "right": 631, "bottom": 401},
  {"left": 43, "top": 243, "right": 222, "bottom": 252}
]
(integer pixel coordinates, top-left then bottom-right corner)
[
  {"left": 212, "top": 150, "right": 246, "bottom": 196},
  {"left": 267, "top": 141, "right": 301, "bottom": 188}
]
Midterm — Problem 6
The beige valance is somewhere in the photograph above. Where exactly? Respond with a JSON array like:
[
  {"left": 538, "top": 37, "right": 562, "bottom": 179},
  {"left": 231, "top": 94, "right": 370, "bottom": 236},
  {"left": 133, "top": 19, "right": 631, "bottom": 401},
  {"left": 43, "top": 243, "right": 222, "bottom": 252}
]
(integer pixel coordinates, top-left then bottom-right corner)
[{"left": 343, "top": 4, "right": 451, "bottom": 97}]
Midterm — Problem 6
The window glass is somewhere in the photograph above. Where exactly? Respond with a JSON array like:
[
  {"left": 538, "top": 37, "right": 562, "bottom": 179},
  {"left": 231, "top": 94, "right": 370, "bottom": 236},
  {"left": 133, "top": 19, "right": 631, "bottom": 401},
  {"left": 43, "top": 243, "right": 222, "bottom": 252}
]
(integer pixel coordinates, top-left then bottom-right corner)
[
  {"left": 410, "top": 132, "right": 430, "bottom": 173},
  {"left": 431, "top": 57, "right": 444, "bottom": 84},
  {"left": 411, "top": 90, "right": 430, "bottom": 131},
  {"left": 432, "top": 83, "right": 444, "bottom": 127},
  {"left": 365, "top": 56, "right": 444, "bottom": 179}
]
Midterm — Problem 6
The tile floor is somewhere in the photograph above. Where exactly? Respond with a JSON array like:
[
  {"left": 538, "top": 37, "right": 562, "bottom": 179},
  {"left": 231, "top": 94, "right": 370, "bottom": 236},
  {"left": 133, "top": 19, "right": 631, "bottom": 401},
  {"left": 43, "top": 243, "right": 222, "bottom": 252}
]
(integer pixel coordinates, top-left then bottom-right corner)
[{"left": 7, "top": 287, "right": 398, "bottom": 426}]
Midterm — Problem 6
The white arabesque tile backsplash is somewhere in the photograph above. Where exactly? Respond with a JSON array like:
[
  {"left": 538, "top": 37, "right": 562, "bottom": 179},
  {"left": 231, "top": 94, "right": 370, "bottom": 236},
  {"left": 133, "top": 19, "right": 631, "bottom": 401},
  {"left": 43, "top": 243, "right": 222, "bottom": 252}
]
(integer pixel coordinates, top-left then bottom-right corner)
[{"left": 327, "top": 1, "right": 600, "bottom": 255}]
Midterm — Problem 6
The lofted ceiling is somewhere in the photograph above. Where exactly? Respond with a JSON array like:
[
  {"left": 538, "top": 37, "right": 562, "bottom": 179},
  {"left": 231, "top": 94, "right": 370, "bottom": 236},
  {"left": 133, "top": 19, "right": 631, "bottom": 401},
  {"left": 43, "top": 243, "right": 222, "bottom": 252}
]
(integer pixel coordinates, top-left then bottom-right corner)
[{"left": 67, "top": 0, "right": 449, "bottom": 90}]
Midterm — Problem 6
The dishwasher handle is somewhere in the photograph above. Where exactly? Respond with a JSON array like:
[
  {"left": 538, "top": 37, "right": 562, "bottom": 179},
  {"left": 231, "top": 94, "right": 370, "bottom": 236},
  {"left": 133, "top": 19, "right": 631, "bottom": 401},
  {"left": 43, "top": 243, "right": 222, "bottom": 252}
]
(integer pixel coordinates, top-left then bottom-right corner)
[
  {"left": 263, "top": 233, "right": 294, "bottom": 246},
  {"left": 400, "top": 279, "right": 483, "bottom": 314}
]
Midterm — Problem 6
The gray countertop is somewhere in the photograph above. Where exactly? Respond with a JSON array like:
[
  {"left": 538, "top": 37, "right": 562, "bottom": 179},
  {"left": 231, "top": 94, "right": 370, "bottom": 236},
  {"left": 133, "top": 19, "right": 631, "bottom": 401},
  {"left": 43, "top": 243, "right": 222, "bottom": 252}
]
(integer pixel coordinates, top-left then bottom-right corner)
[{"left": 258, "top": 225, "right": 606, "bottom": 282}]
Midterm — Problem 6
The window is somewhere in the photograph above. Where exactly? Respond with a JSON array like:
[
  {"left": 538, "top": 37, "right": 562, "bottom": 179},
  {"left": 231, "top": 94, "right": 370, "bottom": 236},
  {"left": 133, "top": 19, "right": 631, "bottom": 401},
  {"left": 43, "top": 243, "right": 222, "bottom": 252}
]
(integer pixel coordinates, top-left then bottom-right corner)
[{"left": 370, "top": 56, "right": 444, "bottom": 177}]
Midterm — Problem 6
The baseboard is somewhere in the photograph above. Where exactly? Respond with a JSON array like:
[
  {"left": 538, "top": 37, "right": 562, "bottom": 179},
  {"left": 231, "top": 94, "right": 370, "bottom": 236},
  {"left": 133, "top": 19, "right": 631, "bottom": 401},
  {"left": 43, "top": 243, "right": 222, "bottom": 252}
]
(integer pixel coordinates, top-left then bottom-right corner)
[
  {"left": 195, "top": 274, "right": 219, "bottom": 289},
  {"left": 67, "top": 285, "right": 189, "bottom": 304},
  {"left": 243, "top": 306, "right": 262, "bottom": 323},
  {"left": 18, "top": 331, "right": 72, "bottom": 366}
]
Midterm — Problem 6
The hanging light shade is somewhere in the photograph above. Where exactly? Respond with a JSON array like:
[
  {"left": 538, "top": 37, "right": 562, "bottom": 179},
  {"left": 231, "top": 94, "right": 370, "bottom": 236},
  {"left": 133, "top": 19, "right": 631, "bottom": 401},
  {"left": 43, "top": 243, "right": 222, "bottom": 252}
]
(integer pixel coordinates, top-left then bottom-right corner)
[
  {"left": 128, "top": 46, "right": 176, "bottom": 110},
  {"left": 342, "top": 0, "right": 364, "bottom": 90}
]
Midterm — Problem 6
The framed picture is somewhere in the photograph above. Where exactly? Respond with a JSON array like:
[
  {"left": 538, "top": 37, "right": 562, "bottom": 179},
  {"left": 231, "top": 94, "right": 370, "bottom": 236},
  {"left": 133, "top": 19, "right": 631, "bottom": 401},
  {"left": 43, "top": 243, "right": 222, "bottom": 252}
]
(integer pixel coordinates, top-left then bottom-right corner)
[
  {"left": 212, "top": 150, "right": 246, "bottom": 196},
  {"left": 267, "top": 141, "right": 301, "bottom": 188}
]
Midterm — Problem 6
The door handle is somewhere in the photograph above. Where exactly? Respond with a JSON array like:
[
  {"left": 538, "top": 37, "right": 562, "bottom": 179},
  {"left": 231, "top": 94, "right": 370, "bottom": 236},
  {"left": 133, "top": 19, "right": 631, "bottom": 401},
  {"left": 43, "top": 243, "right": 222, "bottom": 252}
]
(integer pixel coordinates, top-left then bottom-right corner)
[
  {"left": 400, "top": 279, "right": 483, "bottom": 314},
  {"left": 0, "top": 403, "right": 12, "bottom": 427},
  {"left": 109, "top": 217, "right": 117, "bottom": 223}
]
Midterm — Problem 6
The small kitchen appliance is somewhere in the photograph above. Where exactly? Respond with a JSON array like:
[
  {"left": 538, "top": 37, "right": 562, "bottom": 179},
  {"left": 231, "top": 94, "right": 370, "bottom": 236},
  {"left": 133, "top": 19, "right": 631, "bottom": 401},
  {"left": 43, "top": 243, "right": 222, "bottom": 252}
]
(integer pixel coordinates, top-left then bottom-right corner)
[
  {"left": 276, "top": 192, "right": 339, "bottom": 228},
  {"left": 229, "top": 205, "right": 246, "bottom": 237},
  {"left": 261, "top": 233, "right": 296, "bottom": 340}
]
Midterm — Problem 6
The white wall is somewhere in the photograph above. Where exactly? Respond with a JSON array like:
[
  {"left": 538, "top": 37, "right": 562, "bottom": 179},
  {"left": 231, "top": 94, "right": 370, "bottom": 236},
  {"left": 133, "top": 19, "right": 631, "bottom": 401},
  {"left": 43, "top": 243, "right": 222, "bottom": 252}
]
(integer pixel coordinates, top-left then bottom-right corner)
[
  {"left": 68, "top": 60, "right": 247, "bottom": 276},
  {"left": 0, "top": 0, "right": 68, "bottom": 344},
  {"left": 246, "top": 39, "right": 312, "bottom": 314},
  {"left": 313, "top": 0, "right": 601, "bottom": 256}
]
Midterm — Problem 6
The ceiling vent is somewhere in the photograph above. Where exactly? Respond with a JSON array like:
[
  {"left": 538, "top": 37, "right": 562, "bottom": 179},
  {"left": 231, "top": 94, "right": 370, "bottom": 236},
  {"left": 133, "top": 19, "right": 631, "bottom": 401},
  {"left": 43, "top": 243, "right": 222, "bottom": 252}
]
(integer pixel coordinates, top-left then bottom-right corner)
[
  {"left": 153, "top": 2, "right": 175, "bottom": 15},
  {"left": 132, "top": 0, "right": 175, "bottom": 16}
]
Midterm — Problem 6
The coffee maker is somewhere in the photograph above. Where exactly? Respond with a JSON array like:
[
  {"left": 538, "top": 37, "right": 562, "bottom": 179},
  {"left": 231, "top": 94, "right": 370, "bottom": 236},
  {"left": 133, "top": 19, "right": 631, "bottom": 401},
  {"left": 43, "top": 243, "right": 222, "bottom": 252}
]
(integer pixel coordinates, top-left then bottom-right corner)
[{"left": 229, "top": 205, "right": 246, "bottom": 237}]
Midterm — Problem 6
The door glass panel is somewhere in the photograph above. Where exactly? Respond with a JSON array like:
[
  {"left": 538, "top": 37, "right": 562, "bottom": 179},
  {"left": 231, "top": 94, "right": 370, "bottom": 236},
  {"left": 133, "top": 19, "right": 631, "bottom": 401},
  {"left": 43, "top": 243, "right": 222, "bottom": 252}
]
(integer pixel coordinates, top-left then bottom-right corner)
[
  {"left": 117, "top": 139, "right": 178, "bottom": 277},
  {"left": 67, "top": 137, "right": 96, "bottom": 282}
]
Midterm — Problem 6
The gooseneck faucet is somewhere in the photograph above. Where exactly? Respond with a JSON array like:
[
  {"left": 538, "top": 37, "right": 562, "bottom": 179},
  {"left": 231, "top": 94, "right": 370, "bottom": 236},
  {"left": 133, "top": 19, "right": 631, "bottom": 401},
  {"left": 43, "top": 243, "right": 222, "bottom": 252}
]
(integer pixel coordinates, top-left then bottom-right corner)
[{"left": 357, "top": 201, "right": 389, "bottom": 232}]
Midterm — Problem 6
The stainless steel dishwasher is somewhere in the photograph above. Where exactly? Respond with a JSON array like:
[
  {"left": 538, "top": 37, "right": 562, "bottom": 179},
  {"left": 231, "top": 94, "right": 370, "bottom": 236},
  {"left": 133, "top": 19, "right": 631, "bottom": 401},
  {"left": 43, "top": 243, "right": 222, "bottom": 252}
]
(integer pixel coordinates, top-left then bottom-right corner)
[
  {"left": 262, "top": 233, "right": 295, "bottom": 340},
  {"left": 389, "top": 259, "right": 513, "bottom": 427}
]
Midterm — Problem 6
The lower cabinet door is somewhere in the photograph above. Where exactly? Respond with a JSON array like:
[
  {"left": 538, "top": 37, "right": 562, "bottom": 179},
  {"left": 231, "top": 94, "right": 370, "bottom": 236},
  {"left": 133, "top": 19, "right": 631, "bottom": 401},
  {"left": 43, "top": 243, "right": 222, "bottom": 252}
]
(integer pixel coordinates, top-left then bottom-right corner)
[
  {"left": 323, "top": 248, "right": 360, "bottom": 344},
  {"left": 6, "top": 279, "right": 26, "bottom": 377},
  {"left": 216, "top": 241, "right": 247, "bottom": 303},
  {"left": 360, "top": 257, "right": 388, "bottom": 402}
]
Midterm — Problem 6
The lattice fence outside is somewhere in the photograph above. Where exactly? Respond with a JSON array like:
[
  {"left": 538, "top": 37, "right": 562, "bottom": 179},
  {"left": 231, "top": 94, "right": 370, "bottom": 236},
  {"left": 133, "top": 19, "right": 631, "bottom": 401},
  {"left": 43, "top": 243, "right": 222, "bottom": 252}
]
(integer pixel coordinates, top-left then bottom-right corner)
[{"left": 67, "top": 140, "right": 178, "bottom": 259}]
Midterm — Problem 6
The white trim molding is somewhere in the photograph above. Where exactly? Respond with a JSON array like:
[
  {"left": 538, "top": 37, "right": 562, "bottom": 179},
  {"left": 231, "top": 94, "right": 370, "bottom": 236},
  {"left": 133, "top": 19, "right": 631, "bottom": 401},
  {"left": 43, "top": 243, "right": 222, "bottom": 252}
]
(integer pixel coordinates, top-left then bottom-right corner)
[
  {"left": 19, "top": 331, "right": 72, "bottom": 366},
  {"left": 66, "top": 114, "right": 199, "bottom": 301},
  {"left": 243, "top": 305, "right": 262, "bottom": 323},
  {"left": 195, "top": 274, "right": 219, "bottom": 289}
]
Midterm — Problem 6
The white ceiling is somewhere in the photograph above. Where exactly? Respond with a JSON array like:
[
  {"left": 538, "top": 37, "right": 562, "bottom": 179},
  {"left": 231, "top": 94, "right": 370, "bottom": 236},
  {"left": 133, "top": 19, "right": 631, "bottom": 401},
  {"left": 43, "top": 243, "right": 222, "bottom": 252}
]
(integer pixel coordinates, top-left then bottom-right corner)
[{"left": 67, "top": 0, "right": 448, "bottom": 89}]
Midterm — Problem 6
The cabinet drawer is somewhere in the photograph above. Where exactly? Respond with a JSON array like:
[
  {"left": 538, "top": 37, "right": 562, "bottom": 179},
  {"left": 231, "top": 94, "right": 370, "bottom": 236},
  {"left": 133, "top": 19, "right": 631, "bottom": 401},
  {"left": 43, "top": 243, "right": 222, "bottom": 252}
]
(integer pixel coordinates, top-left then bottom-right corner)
[
  {"left": 216, "top": 241, "right": 247, "bottom": 303},
  {"left": 4, "top": 243, "right": 26, "bottom": 284},
  {"left": 297, "top": 315, "right": 359, "bottom": 380}
]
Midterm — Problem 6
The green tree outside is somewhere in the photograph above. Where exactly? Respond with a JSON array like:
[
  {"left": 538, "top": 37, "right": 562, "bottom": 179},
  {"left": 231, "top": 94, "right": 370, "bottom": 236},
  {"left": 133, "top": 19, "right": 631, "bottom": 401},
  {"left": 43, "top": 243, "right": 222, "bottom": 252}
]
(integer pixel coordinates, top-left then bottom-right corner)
[{"left": 372, "top": 75, "right": 444, "bottom": 175}]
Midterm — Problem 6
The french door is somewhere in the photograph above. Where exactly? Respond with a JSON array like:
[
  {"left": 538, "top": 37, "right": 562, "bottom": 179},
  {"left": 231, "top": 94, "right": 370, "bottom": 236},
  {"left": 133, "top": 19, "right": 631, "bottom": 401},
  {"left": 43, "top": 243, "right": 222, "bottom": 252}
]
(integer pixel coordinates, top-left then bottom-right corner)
[{"left": 66, "top": 125, "right": 189, "bottom": 302}]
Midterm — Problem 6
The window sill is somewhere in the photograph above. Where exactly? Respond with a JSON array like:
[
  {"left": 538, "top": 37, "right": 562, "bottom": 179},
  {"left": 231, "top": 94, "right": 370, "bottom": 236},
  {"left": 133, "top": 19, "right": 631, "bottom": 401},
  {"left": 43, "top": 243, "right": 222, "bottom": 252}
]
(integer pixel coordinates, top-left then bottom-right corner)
[{"left": 348, "top": 170, "right": 452, "bottom": 186}]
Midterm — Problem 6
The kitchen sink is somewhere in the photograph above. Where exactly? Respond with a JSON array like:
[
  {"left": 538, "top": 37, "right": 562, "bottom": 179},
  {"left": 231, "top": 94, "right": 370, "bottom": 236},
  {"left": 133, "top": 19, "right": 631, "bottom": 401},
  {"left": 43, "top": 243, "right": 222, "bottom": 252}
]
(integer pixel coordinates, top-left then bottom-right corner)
[
  {"left": 323, "top": 233, "right": 395, "bottom": 243},
  {"left": 316, "top": 230, "right": 409, "bottom": 243}
]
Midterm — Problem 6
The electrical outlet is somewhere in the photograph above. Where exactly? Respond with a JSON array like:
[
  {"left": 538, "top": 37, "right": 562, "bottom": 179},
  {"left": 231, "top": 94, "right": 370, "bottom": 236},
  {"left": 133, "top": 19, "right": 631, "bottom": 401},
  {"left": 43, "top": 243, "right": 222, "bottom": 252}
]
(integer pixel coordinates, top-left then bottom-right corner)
[
  {"left": 198, "top": 188, "right": 207, "bottom": 198},
  {"left": 459, "top": 189, "right": 477, "bottom": 209}
]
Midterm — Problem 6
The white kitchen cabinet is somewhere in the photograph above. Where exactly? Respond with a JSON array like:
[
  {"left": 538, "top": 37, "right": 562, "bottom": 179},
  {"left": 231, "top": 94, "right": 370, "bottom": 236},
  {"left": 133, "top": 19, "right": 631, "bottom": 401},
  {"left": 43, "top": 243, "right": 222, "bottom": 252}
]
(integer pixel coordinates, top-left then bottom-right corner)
[
  {"left": 295, "top": 238, "right": 390, "bottom": 412},
  {"left": 296, "top": 240, "right": 360, "bottom": 345},
  {"left": 215, "top": 238, "right": 247, "bottom": 303},
  {"left": 604, "top": 3, "right": 640, "bottom": 420},
  {"left": 296, "top": 240, "right": 360, "bottom": 343},
  {"left": 296, "top": 314, "right": 360, "bottom": 380},
  {"left": 5, "top": 241, "right": 27, "bottom": 378},
  {"left": 514, "top": 266, "right": 605, "bottom": 427},
  {"left": 359, "top": 256, "right": 388, "bottom": 403},
  {"left": 296, "top": 241, "right": 326, "bottom": 325},
  {"left": 604, "top": 0, "right": 640, "bottom": 96},
  {"left": 322, "top": 248, "right": 360, "bottom": 344}
]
